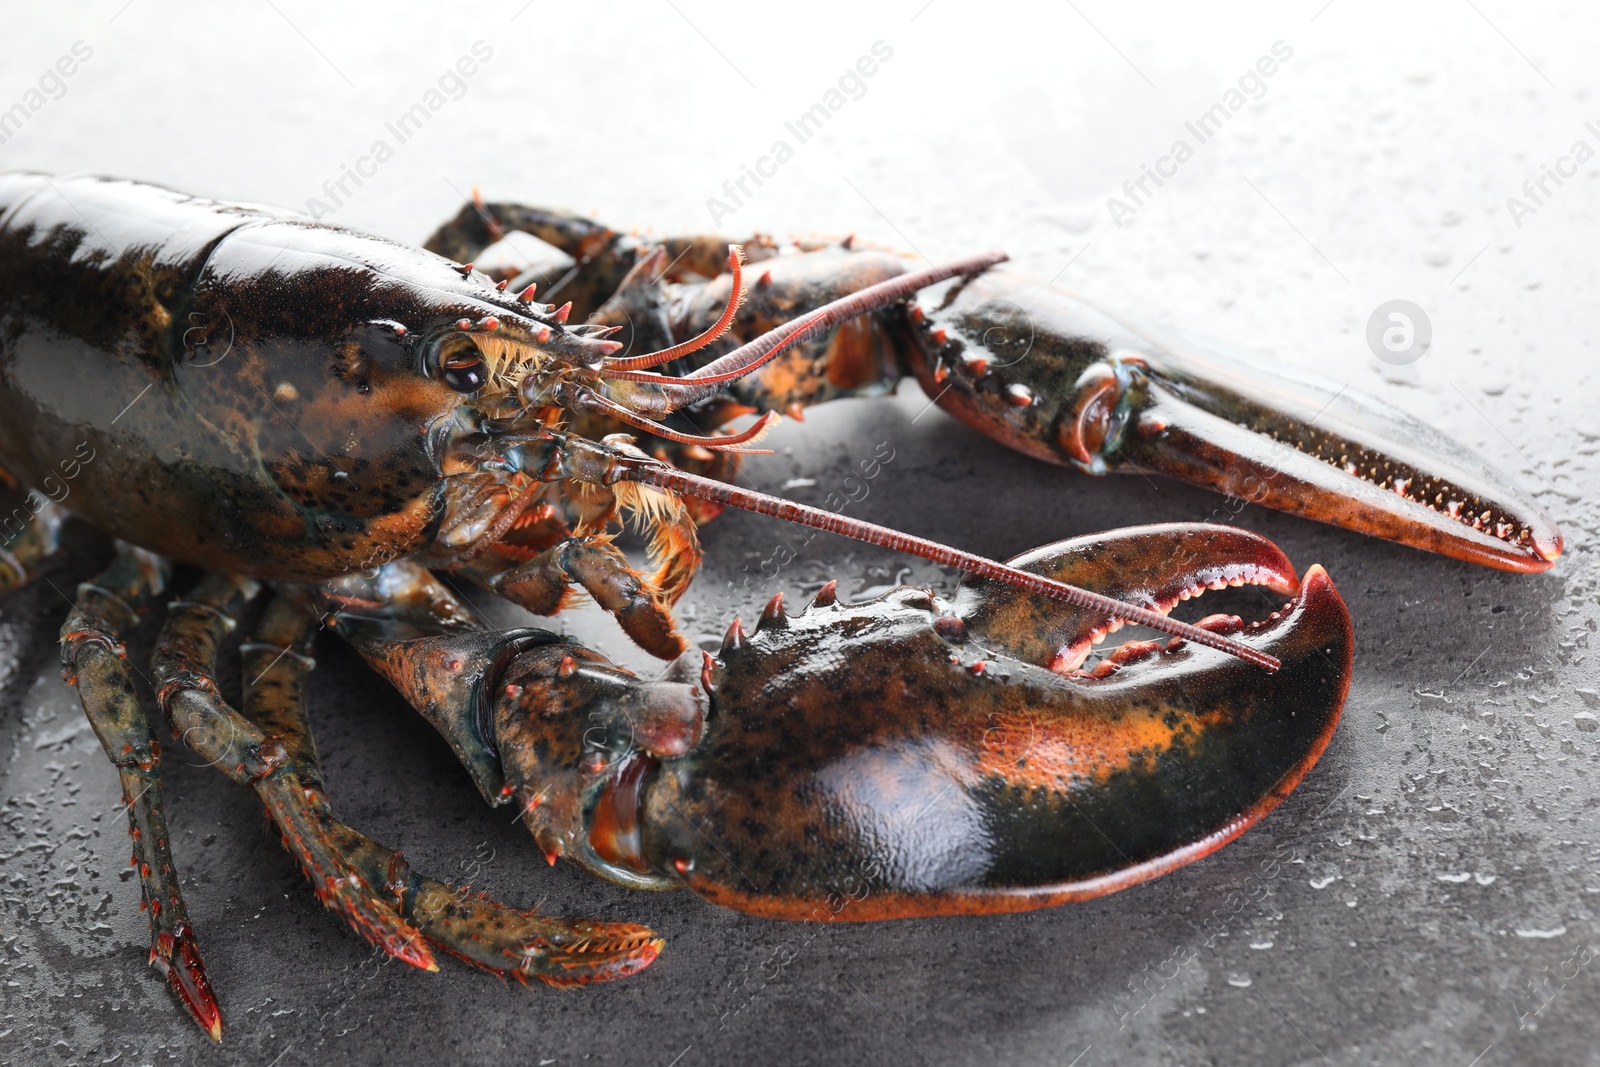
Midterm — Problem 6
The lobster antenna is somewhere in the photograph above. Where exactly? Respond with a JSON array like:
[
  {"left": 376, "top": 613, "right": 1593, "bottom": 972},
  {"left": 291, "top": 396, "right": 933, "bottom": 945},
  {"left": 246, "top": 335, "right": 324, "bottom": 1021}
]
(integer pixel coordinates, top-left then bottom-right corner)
[
  {"left": 601, "top": 246, "right": 747, "bottom": 373},
  {"left": 616, "top": 461, "right": 1281, "bottom": 673},
  {"left": 655, "top": 251, "right": 1010, "bottom": 410}
]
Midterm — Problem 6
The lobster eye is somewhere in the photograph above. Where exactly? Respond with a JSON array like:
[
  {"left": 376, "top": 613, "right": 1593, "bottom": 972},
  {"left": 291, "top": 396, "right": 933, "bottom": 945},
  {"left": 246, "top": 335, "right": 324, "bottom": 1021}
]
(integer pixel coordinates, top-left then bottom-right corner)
[{"left": 430, "top": 334, "right": 488, "bottom": 393}]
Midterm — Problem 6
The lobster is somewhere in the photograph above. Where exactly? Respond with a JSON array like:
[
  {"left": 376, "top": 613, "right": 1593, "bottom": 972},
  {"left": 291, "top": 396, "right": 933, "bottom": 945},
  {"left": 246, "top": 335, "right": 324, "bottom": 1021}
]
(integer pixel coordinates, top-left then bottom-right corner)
[{"left": 0, "top": 173, "right": 1545, "bottom": 1041}]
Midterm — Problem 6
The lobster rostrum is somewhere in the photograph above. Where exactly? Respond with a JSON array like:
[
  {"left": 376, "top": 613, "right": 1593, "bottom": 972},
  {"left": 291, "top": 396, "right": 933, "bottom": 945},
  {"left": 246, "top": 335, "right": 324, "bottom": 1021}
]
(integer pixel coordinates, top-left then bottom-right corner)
[{"left": 0, "top": 172, "right": 1525, "bottom": 1041}]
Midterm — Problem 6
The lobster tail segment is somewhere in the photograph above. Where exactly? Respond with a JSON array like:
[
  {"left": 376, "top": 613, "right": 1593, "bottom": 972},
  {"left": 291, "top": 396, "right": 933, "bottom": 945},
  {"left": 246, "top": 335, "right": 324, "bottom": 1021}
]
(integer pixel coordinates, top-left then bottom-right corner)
[{"left": 638, "top": 526, "right": 1351, "bottom": 920}]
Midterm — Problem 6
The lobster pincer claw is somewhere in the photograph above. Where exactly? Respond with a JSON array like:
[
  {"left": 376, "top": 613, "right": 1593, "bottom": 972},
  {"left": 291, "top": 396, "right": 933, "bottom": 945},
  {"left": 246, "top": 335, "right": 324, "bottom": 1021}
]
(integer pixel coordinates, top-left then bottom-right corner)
[
  {"left": 630, "top": 524, "right": 1351, "bottom": 919},
  {"left": 909, "top": 266, "right": 1562, "bottom": 572}
]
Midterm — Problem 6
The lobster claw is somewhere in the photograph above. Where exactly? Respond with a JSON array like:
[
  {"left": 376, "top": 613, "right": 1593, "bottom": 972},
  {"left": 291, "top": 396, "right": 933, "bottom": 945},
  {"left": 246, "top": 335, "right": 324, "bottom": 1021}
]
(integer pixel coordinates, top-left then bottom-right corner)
[
  {"left": 910, "top": 267, "right": 1562, "bottom": 573},
  {"left": 634, "top": 524, "right": 1352, "bottom": 919}
]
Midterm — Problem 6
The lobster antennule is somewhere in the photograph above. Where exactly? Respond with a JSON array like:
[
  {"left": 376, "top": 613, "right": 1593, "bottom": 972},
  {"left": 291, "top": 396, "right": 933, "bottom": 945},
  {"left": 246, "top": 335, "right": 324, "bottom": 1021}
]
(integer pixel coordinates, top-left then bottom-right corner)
[
  {"left": 601, "top": 245, "right": 747, "bottom": 373},
  {"left": 571, "top": 388, "right": 780, "bottom": 454},
  {"left": 654, "top": 250, "right": 1009, "bottom": 411},
  {"left": 613, "top": 460, "right": 1281, "bottom": 672}
]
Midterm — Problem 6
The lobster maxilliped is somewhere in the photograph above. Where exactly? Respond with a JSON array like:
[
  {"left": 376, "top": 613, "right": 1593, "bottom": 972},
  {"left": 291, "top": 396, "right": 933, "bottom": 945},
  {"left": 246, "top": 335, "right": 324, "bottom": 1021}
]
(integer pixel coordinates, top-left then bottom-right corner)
[{"left": 0, "top": 172, "right": 1534, "bottom": 1042}]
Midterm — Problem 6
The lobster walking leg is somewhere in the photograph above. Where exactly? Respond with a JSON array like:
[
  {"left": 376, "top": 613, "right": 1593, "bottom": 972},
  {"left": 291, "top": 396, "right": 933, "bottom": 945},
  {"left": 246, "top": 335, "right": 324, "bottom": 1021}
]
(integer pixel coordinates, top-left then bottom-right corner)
[
  {"left": 149, "top": 573, "right": 437, "bottom": 973},
  {"left": 0, "top": 496, "right": 66, "bottom": 592},
  {"left": 240, "top": 593, "right": 664, "bottom": 986},
  {"left": 57, "top": 545, "right": 220, "bottom": 1040}
]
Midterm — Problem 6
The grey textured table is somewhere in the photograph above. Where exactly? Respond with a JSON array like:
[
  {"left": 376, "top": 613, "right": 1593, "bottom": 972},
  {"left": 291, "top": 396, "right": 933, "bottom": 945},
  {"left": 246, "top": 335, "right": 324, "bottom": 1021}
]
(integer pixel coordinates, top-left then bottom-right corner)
[{"left": 1, "top": 4, "right": 1595, "bottom": 1065}]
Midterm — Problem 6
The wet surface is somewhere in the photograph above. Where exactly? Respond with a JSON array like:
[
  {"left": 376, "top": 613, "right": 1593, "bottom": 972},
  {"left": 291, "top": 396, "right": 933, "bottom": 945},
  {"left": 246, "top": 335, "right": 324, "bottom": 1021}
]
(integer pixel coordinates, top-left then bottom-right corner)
[{"left": 1, "top": 3, "right": 1596, "bottom": 1065}]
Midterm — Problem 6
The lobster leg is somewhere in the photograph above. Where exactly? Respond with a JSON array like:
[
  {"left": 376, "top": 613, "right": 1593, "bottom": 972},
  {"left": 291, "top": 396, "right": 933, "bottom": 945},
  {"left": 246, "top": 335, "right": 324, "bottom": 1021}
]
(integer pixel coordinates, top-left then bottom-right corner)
[
  {"left": 149, "top": 573, "right": 437, "bottom": 973},
  {"left": 423, "top": 198, "right": 1557, "bottom": 569},
  {"left": 665, "top": 250, "right": 1563, "bottom": 571},
  {"left": 240, "top": 592, "right": 664, "bottom": 986},
  {"left": 505, "top": 211, "right": 1558, "bottom": 571},
  {"left": 57, "top": 544, "right": 221, "bottom": 1040},
  {"left": 0, "top": 495, "right": 66, "bottom": 592},
  {"left": 312, "top": 542, "right": 1343, "bottom": 933},
  {"left": 633, "top": 524, "right": 1352, "bottom": 919}
]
